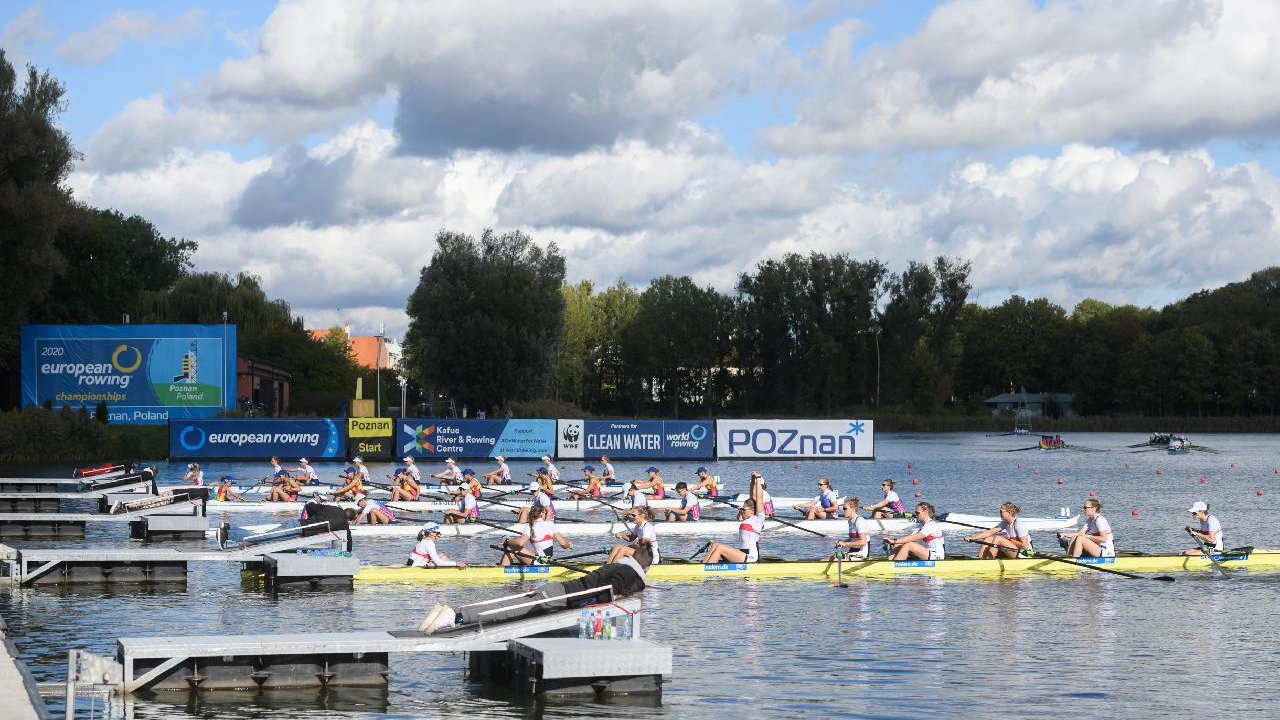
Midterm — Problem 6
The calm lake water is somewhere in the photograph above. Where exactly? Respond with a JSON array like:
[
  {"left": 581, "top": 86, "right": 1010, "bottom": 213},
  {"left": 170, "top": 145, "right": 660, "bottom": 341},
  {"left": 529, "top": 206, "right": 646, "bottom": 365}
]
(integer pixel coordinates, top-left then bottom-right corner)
[{"left": 3, "top": 432, "right": 1279, "bottom": 718}]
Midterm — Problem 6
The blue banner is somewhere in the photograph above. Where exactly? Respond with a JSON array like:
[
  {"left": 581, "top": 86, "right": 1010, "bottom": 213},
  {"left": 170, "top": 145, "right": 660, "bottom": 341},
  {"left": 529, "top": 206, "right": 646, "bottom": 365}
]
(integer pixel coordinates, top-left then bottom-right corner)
[
  {"left": 22, "top": 323, "right": 236, "bottom": 425},
  {"left": 169, "top": 418, "right": 344, "bottom": 459},
  {"left": 398, "top": 419, "right": 555, "bottom": 459},
  {"left": 558, "top": 420, "right": 713, "bottom": 459}
]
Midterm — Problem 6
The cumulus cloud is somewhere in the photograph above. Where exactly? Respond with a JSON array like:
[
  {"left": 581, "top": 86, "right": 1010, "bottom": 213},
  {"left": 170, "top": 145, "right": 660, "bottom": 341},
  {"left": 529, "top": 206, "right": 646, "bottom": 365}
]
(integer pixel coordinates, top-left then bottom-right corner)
[
  {"left": 57, "top": 9, "right": 204, "bottom": 66},
  {"left": 767, "top": 0, "right": 1280, "bottom": 152},
  {"left": 1, "top": 6, "right": 53, "bottom": 70}
]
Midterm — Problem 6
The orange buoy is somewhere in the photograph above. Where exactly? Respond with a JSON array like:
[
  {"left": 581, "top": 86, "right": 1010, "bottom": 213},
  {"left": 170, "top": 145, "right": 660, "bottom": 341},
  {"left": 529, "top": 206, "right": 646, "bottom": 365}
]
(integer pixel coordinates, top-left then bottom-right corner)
[
  {"left": 907, "top": 464, "right": 913, "bottom": 469},
  {"left": 1156, "top": 469, "right": 1164, "bottom": 475},
  {"left": 914, "top": 491, "right": 922, "bottom": 498},
  {"left": 1131, "top": 508, "right": 1139, "bottom": 516},
  {"left": 1199, "top": 476, "right": 1207, "bottom": 484},
  {"left": 1088, "top": 490, "right": 1097, "bottom": 497},
  {"left": 1033, "top": 469, "right": 1040, "bottom": 475},
  {"left": 1258, "top": 489, "right": 1265, "bottom": 496},
  {"left": 912, "top": 478, "right": 919, "bottom": 485},
  {"left": 1056, "top": 477, "right": 1064, "bottom": 485}
]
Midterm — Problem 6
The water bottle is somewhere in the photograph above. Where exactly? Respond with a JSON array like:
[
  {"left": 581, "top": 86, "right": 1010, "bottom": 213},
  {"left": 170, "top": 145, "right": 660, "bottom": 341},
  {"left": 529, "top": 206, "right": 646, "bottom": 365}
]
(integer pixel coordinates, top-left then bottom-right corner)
[
  {"left": 603, "top": 611, "right": 614, "bottom": 639},
  {"left": 617, "top": 613, "right": 632, "bottom": 640},
  {"left": 593, "top": 609, "right": 604, "bottom": 639},
  {"left": 578, "top": 610, "right": 590, "bottom": 639}
]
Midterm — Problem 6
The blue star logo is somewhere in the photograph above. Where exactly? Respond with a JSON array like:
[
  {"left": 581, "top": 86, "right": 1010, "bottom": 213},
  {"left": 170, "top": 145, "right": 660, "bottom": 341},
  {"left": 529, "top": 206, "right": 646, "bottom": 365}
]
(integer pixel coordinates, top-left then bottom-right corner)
[{"left": 848, "top": 421, "right": 865, "bottom": 435}]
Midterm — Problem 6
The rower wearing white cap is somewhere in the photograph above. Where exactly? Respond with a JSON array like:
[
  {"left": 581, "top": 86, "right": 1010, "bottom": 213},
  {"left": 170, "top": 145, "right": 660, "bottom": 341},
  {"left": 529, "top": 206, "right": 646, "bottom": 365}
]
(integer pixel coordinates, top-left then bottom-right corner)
[
  {"left": 442, "top": 474, "right": 480, "bottom": 524},
  {"left": 351, "top": 456, "right": 370, "bottom": 486},
  {"left": 484, "top": 455, "right": 511, "bottom": 486},
  {"left": 1183, "top": 501, "right": 1223, "bottom": 555},
  {"left": 356, "top": 493, "right": 397, "bottom": 525},
  {"left": 541, "top": 455, "right": 560, "bottom": 482},
  {"left": 432, "top": 458, "right": 463, "bottom": 483},
  {"left": 182, "top": 463, "right": 203, "bottom": 486},
  {"left": 517, "top": 478, "right": 556, "bottom": 523},
  {"left": 292, "top": 458, "right": 318, "bottom": 485},
  {"left": 408, "top": 523, "right": 466, "bottom": 568}
]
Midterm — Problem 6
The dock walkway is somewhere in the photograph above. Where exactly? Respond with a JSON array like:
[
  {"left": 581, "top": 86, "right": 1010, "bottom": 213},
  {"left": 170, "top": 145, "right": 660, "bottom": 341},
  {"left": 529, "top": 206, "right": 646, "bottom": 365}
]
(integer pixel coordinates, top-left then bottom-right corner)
[{"left": 0, "top": 618, "right": 51, "bottom": 719}]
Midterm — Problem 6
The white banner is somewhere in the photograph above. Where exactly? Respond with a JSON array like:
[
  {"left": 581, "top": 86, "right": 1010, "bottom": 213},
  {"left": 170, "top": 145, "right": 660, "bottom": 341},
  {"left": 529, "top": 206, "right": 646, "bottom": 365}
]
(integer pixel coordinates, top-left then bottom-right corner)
[
  {"left": 557, "top": 419, "right": 585, "bottom": 459},
  {"left": 715, "top": 419, "right": 874, "bottom": 459}
]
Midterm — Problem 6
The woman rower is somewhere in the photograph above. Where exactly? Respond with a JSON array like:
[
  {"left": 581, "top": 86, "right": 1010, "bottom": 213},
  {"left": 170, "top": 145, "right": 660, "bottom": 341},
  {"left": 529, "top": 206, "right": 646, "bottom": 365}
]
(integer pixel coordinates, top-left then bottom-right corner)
[
  {"left": 608, "top": 506, "right": 660, "bottom": 564},
  {"left": 182, "top": 463, "right": 203, "bottom": 486},
  {"left": 432, "top": 458, "right": 463, "bottom": 483},
  {"left": 407, "top": 522, "right": 466, "bottom": 568},
  {"left": 600, "top": 455, "right": 616, "bottom": 483},
  {"left": 665, "top": 482, "right": 702, "bottom": 521},
  {"left": 355, "top": 493, "right": 397, "bottom": 525},
  {"left": 267, "top": 469, "right": 300, "bottom": 502},
  {"left": 886, "top": 502, "right": 945, "bottom": 561},
  {"left": 793, "top": 477, "right": 840, "bottom": 520},
  {"left": 1183, "top": 501, "right": 1223, "bottom": 555},
  {"left": 704, "top": 474, "right": 767, "bottom": 563},
  {"left": 483, "top": 455, "right": 511, "bottom": 486},
  {"left": 332, "top": 465, "right": 364, "bottom": 500},
  {"left": 1058, "top": 498, "right": 1114, "bottom": 558},
  {"left": 625, "top": 482, "right": 650, "bottom": 511},
  {"left": 690, "top": 466, "right": 718, "bottom": 497},
  {"left": 863, "top": 479, "right": 906, "bottom": 519},
  {"left": 964, "top": 502, "right": 1033, "bottom": 558},
  {"left": 541, "top": 455, "right": 561, "bottom": 482},
  {"left": 292, "top": 458, "right": 319, "bottom": 485},
  {"left": 212, "top": 476, "right": 244, "bottom": 502},
  {"left": 390, "top": 464, "right": 420, "bottom": 502},
  {"left": 834, "top": 497, "right": 870, "bottom": 558},
  {"left": 517, "top": 480, "right": 556, "bottom": 523},
  {"left": 442, "top": 480, "right": 480, "bottom": 524},
  {"left": 502, "top": 505, "right": 572, "bottom": 565},
  {"left": 634, "top": 467, "right": 667, "bottom": 499},
  {"left": 568, "top": 466, "right": 602, "bottom": 500}
]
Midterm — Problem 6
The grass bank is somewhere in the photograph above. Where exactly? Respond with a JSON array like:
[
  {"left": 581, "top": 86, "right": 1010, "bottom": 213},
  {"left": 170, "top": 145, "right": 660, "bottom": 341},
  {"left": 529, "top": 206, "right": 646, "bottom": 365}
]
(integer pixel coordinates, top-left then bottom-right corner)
[{"left": 0, "top": 408, "right": 168, "bottom": 463}]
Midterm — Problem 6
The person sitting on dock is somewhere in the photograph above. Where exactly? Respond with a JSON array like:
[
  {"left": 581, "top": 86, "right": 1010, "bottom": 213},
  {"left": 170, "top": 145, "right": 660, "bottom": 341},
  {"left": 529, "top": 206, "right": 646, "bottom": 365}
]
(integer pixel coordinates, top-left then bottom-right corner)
[
  {"left": 834, "top": 497, "right": 869, "bottom": 558},
  {"left": 501, "top": 505, "right": 572, "bottom": 565},
  {"left": 484, "top": 455, "right": 511, "bottom": 486},
  {"left": 568, "top": 466, "right": 603, "bottom": 500},
  {"left": 408, "top": 522, "right": 466, "bottom": 568},
  {"left": 355, "top": 493, "right": 397, "bottom": 524},
  {"left": 1183, "top": 501, "right": 1223, "bottom": 555},
  {"left": 292, "top": 458, "right": 319, "bottom": 485},
  {"left": 665, "top": 482, "right": 701, "bottom": 522},
  {"left": 886, "top": 502, "right": 945, "bottom": 561},
  {"left": 418, "top": 545, "right": 653, "bottom": 634},
  {"left": 433, "top": 458, "right": 463, "bottom": 483},
  {"left": 442, "top": 481, "right": 480, "bottom": 524},
  {"left": 634, "top": 467, "right": 667, "bottom": 499},
  {"left": 704, "top": 475, "right": 767, "bottom": 563},
  {"left": 964, "top": 502, "right": 1033, "bottom": 558},
  {"left": 690, "top": 466, "right": 718, "bottom": 497},
  {"left": 390, "top": 464, "right": 421, "bottom": 501},
  {"left": 212, "top": 476, "right": 244, "bottom": 502},
  {"left": 1058, "top": 498, "right": 1114, "bottom": 558},
  {"left": 332, "top": 466, "right": 364, "bottom": 500},
  {"left": 863, "top": 480, "right": 905, "bottom": 519},
  {"left": 609, "top": 506, "right": 660, "bottom": 564},
  {"left": 267, "top": 470, "right": 300, "bottom": 502},
  {"left": 182, "top": 463, "right": 203, "bottom": 486},
  {"left": 794, "top": 477, "right": 840, "bottom": 520}
]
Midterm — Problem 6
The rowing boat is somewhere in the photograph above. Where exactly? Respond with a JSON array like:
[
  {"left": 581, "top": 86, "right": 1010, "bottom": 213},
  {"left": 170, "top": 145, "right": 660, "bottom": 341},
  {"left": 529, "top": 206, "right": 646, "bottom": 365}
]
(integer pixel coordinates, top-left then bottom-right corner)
[
  {"left": 204, "top": 494, "right": 814, "bottom": 514},
  {"left": 351, "top": 549, "right": 1280, "bottom": 584},
  {"left": 170, "top": 480, "right": 719, "bottom": 501},
  {"left": 244, "top": 513, "right": 1078, "bottom": 539}
]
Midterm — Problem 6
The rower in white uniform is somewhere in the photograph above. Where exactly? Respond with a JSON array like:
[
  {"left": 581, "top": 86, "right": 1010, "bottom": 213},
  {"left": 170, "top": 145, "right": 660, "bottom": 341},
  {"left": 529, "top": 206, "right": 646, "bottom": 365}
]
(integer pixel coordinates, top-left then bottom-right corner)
[
  {"left": 541, "top": 455, "right": 560, "bottom": 482},
  {"left": 182, "top": 463, "right": 203, "bottom": 486},
  {"left": 433, "top": 458, "right": 463, "bottom": 483},
  {"left": 407, "top": 522, "right": 466, "bottom": 568},
  {"left": 293, "top": 458, "right": 319, "bottom": 485},
  {"left": 834, "top": 497, "right": 870, "bottom": 558},
  {"left": 704, "top": 474, "right": 766, "bottom": 563},
  {"left": 887, "top": 502, "right": 945, "bottom": 560},
  {"left": 1183, "top": 501, "right": 1224, "bottom": 555},
  {"left": 607, "top": 506, "right": 660, "bottom": 565},
  {"left": 484, "top": 455, "right": 511, "bottom": 486},
  {"left": 964, "top": 502, "right": 1033, "bottom": 558},
  {"left": 355, "top": 494, "right": 396, "bottom": 525},
  {"left": 501, "top": 505, "right": 572, "bottom": 565},
  {"left": 1059, "top": 498, "right": 1114, "bottom": 558}
]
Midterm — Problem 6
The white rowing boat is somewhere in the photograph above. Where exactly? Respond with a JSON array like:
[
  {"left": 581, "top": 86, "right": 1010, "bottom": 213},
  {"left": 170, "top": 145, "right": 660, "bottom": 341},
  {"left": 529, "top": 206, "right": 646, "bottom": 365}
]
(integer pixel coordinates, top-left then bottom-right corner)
[{"left": 204, "top": 495, "right": 841, "bottom": 514}]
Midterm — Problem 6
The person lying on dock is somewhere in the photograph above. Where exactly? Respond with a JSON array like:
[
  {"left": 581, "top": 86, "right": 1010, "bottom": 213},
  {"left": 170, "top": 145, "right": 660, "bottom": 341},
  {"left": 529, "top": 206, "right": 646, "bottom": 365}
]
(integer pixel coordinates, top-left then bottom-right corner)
[
  {"left": 609, "top": 507, "right": 660, "bottom": 564},
  {"left": 408, "top": 522, "right": 466, "bottom": 569},
  {"left": 355, "top": 494, "right": 397, "bottom": 524},
  {"left": 332, "top": 466, "right": 364, "bottom": 500},
  {"left": 418, "top": 545, "right": 653, "bottom": 635},
  {"left": 664, "top": 482, "right": 701, "bottom": 522},
  {"left": 964, "top": 502, "right": 1033, "bottom": 558},
  {"left": 793, "top": 477, "right": 839, "bottom": 520},
  {"left": 212, "top": 476, "right": 244, "bottom": 502},
  {"left": 1183, "top": 501, "right": 1223, "bottom": 555},
  {"left": 501, "top": 505, "right": 572, "bottom": 565},
  {"left": 886, "top": 502, "right": 945, "bottom": 561},
  {"left": 300, "top": 491, "right": 329, "bottom": 520},
  {"left": 484, "top": 455, "right": 511, "bottom": 486},
  {"left": 833, "top": 497, "right": 869, "bottom": 558},
  {"left": 267, "top": 471, "right": 300, "bottom": 502}
]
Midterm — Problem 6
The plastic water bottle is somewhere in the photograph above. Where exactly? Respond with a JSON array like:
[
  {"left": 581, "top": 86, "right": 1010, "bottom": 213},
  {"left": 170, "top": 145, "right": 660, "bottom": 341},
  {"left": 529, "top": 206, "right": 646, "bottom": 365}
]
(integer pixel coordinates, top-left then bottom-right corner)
[
  {"left": 578, "top": 610, "right": 590, "bottom": 639},
  {"left": 617, "top": 613, "right": 632, "bottom": 640},
  {"left": 593, "top": 609, "right": 604, "bottom": 639},
  {"left": 603, "top": 611, "right": 614, "bottom": 639}
]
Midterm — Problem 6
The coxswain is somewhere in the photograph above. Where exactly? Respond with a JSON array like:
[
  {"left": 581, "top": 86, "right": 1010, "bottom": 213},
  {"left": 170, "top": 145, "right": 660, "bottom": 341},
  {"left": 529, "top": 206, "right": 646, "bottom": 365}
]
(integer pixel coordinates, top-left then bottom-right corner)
[
  {"left": 607, "top": 506, "right": 660, "bottom": 564},
  {"left": 793, "top": 477, "right": 839, "bottom": 520},
  {"left": 704, "top": 474, "right": 766, "bottom": 563},
  {"left": 541, "top": 455, "right": 560, "bottom": 482},
  {"left": 887, "top": 502, "right": 945, "bottom": 561},
  {"left": 433, "top": 458, "right": 463, "bottom": 483},
  {"left": 407, "top": 522, "right": 466, "bottom": 568},
  {"left": 390, "top": 464, "right": 421, "bottom": 501},
  {"left": 1058, "top": 498, "right": 1114, "bottom": 558},
  {"left": 355, "top": 493, "right": 397, "bottom": 524},
  {"left": 568, "top": 466, "right": 602, "bottom": 500},
  {"left": 212, "top": 476, "right": 244, "bottom": 502},
  {"left": 965, "top": 502, "right": 1033, "bottom": 558},
  {"left": 634, "top": 467, "right": 667, "bottom": 499},
  {"left": 484, "top": 455, "right": 512, "bottom": 486},
  {"left": 665, "top": 481, "right": 701, "bottom": 521},
  {"left": 267, "top": 469, "right": 300, "bottom": 502},
  {"left": 1183, "top": 501, "right": 1223, "bottom": 555},
  {"left": 690, "top": 466, "right": 718, "bottom": 497},
  {"left": 501, "top": 504, "right": 572, "bottom": 565},
  {"left": 293, "top": 458, "right": 319, "bottom": 485},
  {"left": 833, "top": 497, "right": 870, "bottom": 558},
  {"left": 182, "top": 463, "right": 203, "bottom": 486},
  {"left": 442, "top": 481, "right": 480, "bottom": 524},
  {"left": 600, "top": 455, "right": 616, "bottom": 483},
  {"left": 418, "top": 546, "right": 652, "bottom": 634},
  {"left": 863, "top": 479, "right": 905, "bottom": 519},
  {"left": 332, "top": 466, "right": 364, "bottom": 500}
]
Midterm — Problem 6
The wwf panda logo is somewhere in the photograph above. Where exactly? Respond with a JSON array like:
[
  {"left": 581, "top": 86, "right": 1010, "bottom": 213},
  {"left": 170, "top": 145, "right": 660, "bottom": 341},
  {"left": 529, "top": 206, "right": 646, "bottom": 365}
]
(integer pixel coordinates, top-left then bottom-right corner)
[{"left": 563, "top": 426, "right": 580, "bottom": 443}]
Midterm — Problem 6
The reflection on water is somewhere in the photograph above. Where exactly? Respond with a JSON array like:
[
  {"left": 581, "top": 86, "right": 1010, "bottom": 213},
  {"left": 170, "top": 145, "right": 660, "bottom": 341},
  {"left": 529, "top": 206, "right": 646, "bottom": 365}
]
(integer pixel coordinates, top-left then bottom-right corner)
[{"left": 4, "top": 432, "right": 1280, "bottom": 719}]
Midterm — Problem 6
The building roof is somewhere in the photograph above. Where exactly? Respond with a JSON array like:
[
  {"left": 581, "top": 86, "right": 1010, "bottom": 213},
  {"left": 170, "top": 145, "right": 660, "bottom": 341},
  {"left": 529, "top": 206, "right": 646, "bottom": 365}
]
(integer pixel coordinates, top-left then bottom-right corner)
[
  {"left": 983, "top": 392, "right": 1073, "bottom": 404},
  {"left": 309, "top": 329, "right": 395, "bottom": 370}
]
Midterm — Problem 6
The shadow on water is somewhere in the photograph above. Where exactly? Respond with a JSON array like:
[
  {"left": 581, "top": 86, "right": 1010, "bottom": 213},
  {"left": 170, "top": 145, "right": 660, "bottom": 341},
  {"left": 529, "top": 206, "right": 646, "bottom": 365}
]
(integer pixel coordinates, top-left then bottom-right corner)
[
  {"left": 128, "top": 687, "right": 391, "bottom": 717},
  {"left": 467, "top": 678, "right": 664, "bottom": 719}
]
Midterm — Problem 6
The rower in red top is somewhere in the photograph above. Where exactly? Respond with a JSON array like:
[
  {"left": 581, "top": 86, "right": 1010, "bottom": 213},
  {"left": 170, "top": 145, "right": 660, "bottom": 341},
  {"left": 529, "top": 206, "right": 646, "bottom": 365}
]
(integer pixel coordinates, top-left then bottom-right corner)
[
  {"left": 704, "top": 473, "right": 766, "bottom": 563},
  {"left": 634, "top": 467, "right": 666, "bottom": 499}
]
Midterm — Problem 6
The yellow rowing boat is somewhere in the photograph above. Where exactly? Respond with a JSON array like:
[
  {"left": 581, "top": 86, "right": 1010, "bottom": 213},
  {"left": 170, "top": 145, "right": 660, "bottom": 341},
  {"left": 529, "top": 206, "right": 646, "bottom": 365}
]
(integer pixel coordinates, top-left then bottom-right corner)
[{"left": 351, "top": 549, "right": 1280, "bottom": 584}]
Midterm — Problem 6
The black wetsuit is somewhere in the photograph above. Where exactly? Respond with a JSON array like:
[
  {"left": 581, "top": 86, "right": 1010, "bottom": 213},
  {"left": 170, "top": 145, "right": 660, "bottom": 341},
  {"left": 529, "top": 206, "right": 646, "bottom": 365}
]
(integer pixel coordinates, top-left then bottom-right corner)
[
  {"left": 458, "top": 558, "right": 646, "bottom": 624},
  {"left": 302, "top": 503, "right": 352, "bottom": 550}
]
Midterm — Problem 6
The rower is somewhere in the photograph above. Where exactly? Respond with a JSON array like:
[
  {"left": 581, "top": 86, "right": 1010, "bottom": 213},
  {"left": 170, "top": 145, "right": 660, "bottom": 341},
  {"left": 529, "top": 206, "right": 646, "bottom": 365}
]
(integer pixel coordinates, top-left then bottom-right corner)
[
  {"left": 293, "top": 458, "right": 319, "bottom": 485},
  {"left": 483, "top": 455, "right": 511, "bottom": 486},
  {"left": 418, "top": 545, "right": 652, "bottom": 635},
  {"left": 704, "top": 474, "right": 767, "bottom": 563},
  {"left": 352, "top": 456, "right": 371, "bottom": 487},
  {"left": 182, "top": 463, "right": 204, "bottom": 486},
  {"left": 442, "top": 479, "right": 480, "bottom": 524},
  {"left": 1183, "top": 501, "right": 1223, "bottom": 555},
  {"left": 625, "top": 482, "right": 650, "bottom": 511},
  {"left": 501, "top": 504, "right": 572, "bottom": 565},
  {"left": 1058, "top": 498, "right": 1114, "bottom": 558},
  {"left": 608, "top": 506, "right": 660, "bottom": 564},
  {"left": 402, "top": 456, "right": 421, "bottom": 485},
  {"left": 462, "top": 468, "right": 483, "bottom": 498},
  {"left": 864, "top": 479, "right": 906, "bottom": 518},
  {"left": 355, "top": 493, "right": 397, "bottom": 524},
  {"left": 541, "top": 455, "right": 561, "bottom": 482},
  {"left": 407, "top": 522, "right": 466, "bottom": 568},
  {"left": 665, "top": 481, "right": 701, "bottom": 522},
  {"left": 267, "top": 469, "right": 300, "bottom": 502},
  {"left": 568, "top": 466, "right": 602, "bottom": 500},
  {"left": 600, "top": 455, "right": 616, "bottom": 483},
  {"left": 211, "top": 476, "right": 244, "bottom": 502},
  {"left": 532, "top": 466, "right": 555, "bottom": 494},
  {"left": 634, "top": 467, "right": 667, "bottom": 499},
  {"left": 690, "top": 466, "right": 718, "bottom": 497},
  {"left": 518, "top": 479, "right": 556, "bottom": 523},
  {"left": 793, "top": 477, "right": 839, "bottom": 520},
  {"left": 833, "top": 497, "right": 869, "bottom": 558},
  {"left": 433, "top": 458, "right": 463, "bottom": 483},
  {"left": 269, "top": 456, "right": 283, "bottom": 477},
  {"left": 332, "top": 466, "right": 364, "bottom": 500},
  {"left": 964, "top": 502, "right": 1032, "bottom": 558},
  {"left": 886, "top": 502, "right": 945, "bottom": 561},
  {"left": 390, "top": 464, "right": 421, "bottom": 501}
]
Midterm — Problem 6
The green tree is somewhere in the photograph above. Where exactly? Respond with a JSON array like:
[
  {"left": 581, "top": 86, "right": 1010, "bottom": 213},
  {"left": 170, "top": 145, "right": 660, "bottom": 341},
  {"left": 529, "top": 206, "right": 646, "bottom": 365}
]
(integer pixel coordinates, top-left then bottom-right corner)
[
  {"left": 402, "top": 229, "right": 566, "bottom": 414},
  {"left": 0, "top": 51, "right": 76, "bottom": 368},
  {"left": 556, "top": 280, "right": 599, "bottom": 409}
]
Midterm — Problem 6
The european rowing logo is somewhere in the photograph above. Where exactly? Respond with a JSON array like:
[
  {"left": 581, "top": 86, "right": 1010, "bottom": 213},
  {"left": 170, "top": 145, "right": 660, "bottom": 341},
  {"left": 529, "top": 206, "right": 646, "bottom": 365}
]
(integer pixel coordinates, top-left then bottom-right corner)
[
  {"left": 178, "top": 425, "right": 207, "bottom": 451},
  {"left": 402, "top": 423, "right": 437, "bottom": 454},
  {"left": 111, "top": 345, "right": 143, "bottom": 373}
]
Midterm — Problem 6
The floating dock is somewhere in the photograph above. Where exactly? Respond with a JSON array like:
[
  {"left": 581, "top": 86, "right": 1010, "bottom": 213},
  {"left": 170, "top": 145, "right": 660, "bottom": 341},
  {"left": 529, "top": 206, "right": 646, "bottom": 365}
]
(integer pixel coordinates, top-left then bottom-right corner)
[
  {"left": 0, "top": 498, "right": 206, "bottom": 539},
  {"left": 0, "top": 617, "right": 49, "bottom": 719}
]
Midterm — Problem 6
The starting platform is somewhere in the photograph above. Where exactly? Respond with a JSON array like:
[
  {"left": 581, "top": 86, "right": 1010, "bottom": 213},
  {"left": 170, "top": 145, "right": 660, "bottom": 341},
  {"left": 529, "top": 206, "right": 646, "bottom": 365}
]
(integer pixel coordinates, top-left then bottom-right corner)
[{"left": 0, "top": 498, "right": 206, "bottom": 539}]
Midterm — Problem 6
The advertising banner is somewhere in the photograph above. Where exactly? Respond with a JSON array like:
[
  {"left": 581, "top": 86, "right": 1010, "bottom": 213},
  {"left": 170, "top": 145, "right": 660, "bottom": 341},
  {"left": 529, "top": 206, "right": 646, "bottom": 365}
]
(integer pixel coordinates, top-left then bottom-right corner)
[
  {"left": 22, "top": 323, "right": 236, "bottom": 425},
  {"left": 715, "top": 419, "right": 874, "bottom": 459},
  {"left": 348, "top": 417, "right": 393, "bottom": 438},
  {"left": 349, "top": 436, "right": 394, "bottom": 460},
  {"left": 398, "top": 419, "right": 555, "bottom": 459},
  {"left": 169, "top": 418, "right": 344, "bottom": 460},
  {"left": 559, "top": 420, "right": 714, "bottom": 459}
]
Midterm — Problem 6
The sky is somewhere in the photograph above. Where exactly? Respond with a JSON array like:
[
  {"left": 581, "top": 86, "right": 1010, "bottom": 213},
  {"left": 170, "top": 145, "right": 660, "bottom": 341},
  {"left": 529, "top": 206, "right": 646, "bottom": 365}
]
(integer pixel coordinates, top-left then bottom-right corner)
[{"left": 5, "top": 0, "right": 1280, "bottom": 340}]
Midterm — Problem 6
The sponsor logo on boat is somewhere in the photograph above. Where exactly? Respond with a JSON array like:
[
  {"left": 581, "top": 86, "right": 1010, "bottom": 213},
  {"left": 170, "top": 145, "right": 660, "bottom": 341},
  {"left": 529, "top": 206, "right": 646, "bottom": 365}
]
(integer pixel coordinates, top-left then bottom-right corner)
[
  {"left": 894, "top": 560, "right": 936, "bottom": 568},
  {"left": 703, "top": 563, "right": 749, "bottom": 572},
  {"left": 1076, "top": 557, "right": 1116, "bottom": 565},
  {"left": 503, "top": 565, "right": 551, "bottom": 574}
]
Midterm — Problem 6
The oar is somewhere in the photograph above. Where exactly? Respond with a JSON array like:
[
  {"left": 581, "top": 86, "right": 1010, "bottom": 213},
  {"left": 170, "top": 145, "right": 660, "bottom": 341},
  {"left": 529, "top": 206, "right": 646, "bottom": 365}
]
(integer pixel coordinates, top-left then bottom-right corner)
[
  {"left": 486, "top": 544, "right": 669, "bottom": 591},
  {"left": 966, "top": 538, "right": 1174, "bottom": 582},
  {"left": 389, "top": 504, "right": 527, "bottom": 538},
  {"left": 486, "top": 543, "right": 605, "bottom": 565},
  {"left": 1006, "top": 446, "right": 1039, "bottom": 452},
  {"left": 699, "top": 492, "right": 830, "bottom": 538},
  {"left": 687, "top": 539, "right": 712, "bottom": 561},
  {"left": 1186, "top": 528, "right": 1231, "bottom": 575}
]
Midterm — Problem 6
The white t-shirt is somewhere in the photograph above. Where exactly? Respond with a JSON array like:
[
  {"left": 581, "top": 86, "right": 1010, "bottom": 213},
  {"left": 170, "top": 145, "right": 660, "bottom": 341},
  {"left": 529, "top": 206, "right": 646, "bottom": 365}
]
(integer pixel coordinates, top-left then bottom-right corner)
[
  {"left": 601, "top": 462, "right": 616, "bottom": 480},
  {"left": 409, "top": 537, "right": 455, "bottom": 567},
  {"left": 630, "top": 491, "right": 649, "bottom": 508},
  {"left": 356, "top": 464, "right": 370, "bottom": 482},
  {"left": 360, "top": 499, "right": 394, "bottom": 522},
  {"left": 530, "top": 519, "right": 557, "bottom": 554},
  {"left": 632, "top": 521, "right": 660, "bottom": 563},
  {"left": 442, "top": 465, "right": 461, "bottom": 482},
  {"left": 917, "top": 519, "right": 945, "bottom": 559},
  {"left": 299, "top": 465, "right": 318, "bottom": 483},
  {"left": 459, "top": 493, "right": 478, "bottom": 512},
  {"left": 738, "top": 513, "right": 766, "bottom": 561},
  {"left": 497, "top": 461, "right": 511, "bottom": 481},
  {"left": 847, "top": 515, "right": 870, "bottom": 540},
  {"left": 998, "top": 517, "right": 1033, "bottom": 552},
  {"left": 545, "top": 462, "right": 560, "bottom": 481},
  {"left": 1085, "top": 514, "right": 1115, "bottom": 557},
  {"left": 1200, "top": 515, "right": 1224, "bottom": 552},
  {"left": 185, "top": 469, "right": 203, "bottom": 486},
  {"left": 884, "top": 490, "right": 902, "bottom": 508}
]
